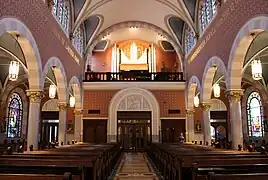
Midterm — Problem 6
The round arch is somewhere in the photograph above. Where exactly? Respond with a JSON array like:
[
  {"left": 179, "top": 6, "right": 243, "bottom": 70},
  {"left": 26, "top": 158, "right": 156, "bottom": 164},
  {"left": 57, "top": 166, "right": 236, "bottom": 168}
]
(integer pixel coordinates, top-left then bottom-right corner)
[
  {"left": 228, "top": 16, "right": 268, "bottom": 90},
  {"left": 108, "top": 87, "right": 160, "bottom": 143},
  {"left": 68, "top": 76, "right": 82, "bottom": 109},
  {"left": 201, "top": 56, "right": 228, "bottom": 102},
  {"left": 42, "top": 57, "right": 68, "bottom": 103},
  {"left": 186, "top": 75, "right": 201, "bottom": 109},
  {"left": 209, "top": 98, "right": 227, "bottom": 111},
  {"left": 0, "top": 17, "right": 42, "bottom": 89},
  {"left": 88, "top": 21, "right": 183, "bottom": 72}
]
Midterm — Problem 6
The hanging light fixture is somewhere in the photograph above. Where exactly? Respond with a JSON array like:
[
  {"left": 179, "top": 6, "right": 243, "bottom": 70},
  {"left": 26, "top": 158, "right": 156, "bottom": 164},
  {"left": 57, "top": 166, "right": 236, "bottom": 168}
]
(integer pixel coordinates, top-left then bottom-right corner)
[
  {"left": 9, "top": 60, "right": 19, "bottom": 81},
  {"left": 251, "top": 58, "right": 262, "bottom": 80},
  {"left": 8, "top": 35, "right": 20, "bottom": 81},
  {"left": 69, "top": 96, "right": 75, "bottom": 108},
  {"left": 49, "top": 84, "right": 56, "bottom": 99},
  {"left": 194, "top": 95, "right": 199, "bottom": 108},
  {"left": 213, "top": 83, "right": 220, "bottom": 98}
]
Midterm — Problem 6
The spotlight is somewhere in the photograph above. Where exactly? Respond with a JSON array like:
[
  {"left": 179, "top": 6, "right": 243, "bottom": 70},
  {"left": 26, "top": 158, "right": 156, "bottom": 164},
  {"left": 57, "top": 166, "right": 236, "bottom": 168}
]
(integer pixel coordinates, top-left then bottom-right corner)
[
  {"left": 17, "top": 145, "right": 23, "bottom": 153},
  {"left": 260, "top": 146, "right": 267, "bottom": 155},
  {"left": 6, "top": 146, "right": 12, "bottom": 155}
]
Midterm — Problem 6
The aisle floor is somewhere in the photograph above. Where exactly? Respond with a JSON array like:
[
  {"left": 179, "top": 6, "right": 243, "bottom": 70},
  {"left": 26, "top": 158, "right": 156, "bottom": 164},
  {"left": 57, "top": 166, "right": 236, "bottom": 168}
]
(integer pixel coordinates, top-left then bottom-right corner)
[{"left": 113, "top": 153, "right": 159, "bottom": 180}]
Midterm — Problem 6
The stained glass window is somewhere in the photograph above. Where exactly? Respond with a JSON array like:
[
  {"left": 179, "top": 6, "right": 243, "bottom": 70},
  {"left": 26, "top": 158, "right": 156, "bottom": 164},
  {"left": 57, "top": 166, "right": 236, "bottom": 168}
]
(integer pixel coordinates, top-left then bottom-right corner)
[
  {"left": 199, "top": 0, "right": 217, "bottom": 32},
  {"left": 52, "top": 0, "right": 69, "bottom": 32},
  {"left": 7, "top": 93, "right": 23, "bottom": 138},
  {"left": 247, "top": 92, "right": 263, "bottom": 137},
  {"left": 72, "top": 25, "right": 85, "bottom": 56},
  {"left": 184, "top": 25, "right": 196, "bottom": 54}
]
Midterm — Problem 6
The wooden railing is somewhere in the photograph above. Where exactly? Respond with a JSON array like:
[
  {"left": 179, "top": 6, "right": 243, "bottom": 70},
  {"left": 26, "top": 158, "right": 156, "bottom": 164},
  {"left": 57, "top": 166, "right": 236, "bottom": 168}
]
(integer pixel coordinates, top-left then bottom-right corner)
[{"left": 84, "top": 72, "right": 185, "bottom": 82}]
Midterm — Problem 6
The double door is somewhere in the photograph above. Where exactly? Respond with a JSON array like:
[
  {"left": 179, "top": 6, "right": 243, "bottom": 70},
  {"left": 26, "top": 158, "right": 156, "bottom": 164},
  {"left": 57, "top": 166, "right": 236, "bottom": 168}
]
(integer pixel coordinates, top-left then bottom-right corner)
[
  {"left": 118, "top": 120, "right": 151, "bottom": 151},
  {"left": 41, "top": 120, "right": 59, "bottom": 145}
]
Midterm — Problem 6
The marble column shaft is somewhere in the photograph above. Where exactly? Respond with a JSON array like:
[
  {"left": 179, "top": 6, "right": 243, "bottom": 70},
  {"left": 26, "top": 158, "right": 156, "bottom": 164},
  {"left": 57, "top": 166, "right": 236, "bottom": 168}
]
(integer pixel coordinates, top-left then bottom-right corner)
[
  {"left": 200, "top": 103, "right": 211, "bottom": 145},
  {"left": 58, "top": 103, "right": 68, "bottom": 145},
  {"left": 226, "top": 90, "right": 244, "bottom": 149},
  {"left": 74, "top": 109, "right": 82, "bottom": 142},
  {"left": 186, "top": 109, "right": 195, "bottom": 142},
  {"left": 26, "top": 90, "right": 42, "bottom": 151}
]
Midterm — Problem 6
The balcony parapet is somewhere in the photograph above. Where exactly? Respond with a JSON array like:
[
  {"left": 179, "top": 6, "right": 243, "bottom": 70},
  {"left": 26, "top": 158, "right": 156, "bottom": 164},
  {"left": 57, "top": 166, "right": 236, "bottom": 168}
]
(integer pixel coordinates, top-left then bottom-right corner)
[{"left": 84, "top": 72, "right": 185, "bottom": 82}]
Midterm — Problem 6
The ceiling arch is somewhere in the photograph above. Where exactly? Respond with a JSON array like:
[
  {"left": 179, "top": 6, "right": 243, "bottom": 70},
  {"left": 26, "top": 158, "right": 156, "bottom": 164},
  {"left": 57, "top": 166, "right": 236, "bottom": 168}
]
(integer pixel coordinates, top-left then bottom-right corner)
[
  {"left": 73, "top": 0, "right": 197, "bottom": 40},
  {"left": 89, "top": 21, "right": 179, "bottom": 54}
]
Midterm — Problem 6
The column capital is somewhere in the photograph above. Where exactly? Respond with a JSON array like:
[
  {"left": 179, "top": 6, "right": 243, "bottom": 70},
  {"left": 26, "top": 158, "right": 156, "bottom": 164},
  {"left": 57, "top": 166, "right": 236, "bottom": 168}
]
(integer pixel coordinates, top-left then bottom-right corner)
[
  {"left": 225, "top": 89, "right": 244, "bottom": 102},
  {"left": 185, "top": 109, "right": 195, "bottom": 116},
  {"left": 74, "top": 109, "right": 83, "bottom": 115},
  {"left": 57, "top": 103, "right": 68, "bottom": 111},
  {"left": 200, "top": 103, "right": 211, "bottom": 112},
  {"left": 26, "top": 90, "right": 43, "bottom": 103}
]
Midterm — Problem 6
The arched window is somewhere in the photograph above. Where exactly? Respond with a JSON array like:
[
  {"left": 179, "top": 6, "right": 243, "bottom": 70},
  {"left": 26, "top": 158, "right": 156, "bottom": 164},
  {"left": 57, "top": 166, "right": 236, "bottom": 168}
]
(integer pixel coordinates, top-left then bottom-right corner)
[
  {"left": 184, "top": 25, "right": 196, "bottom": 54},
  {"left": 52, "top": 0, "right": 69, "bottom": 32},
  {"left": 247, "top": 92, "right": 263, "bottom": 137},
  {"left": 7, "top": 93, "right": 23, "bottom": 138},
  {"left": 199, "top": 0, "right": 217, "bottom": 32},
  {"left": 72, "top": 25, "right": 84, "bottom": 56}
]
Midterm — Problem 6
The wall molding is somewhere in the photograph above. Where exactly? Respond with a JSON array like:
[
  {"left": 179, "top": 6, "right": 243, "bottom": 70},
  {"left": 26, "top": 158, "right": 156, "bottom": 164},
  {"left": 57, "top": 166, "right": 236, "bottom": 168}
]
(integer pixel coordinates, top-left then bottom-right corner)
[{"left": 83, "top": 82, "right": 186, "bottom": 90}]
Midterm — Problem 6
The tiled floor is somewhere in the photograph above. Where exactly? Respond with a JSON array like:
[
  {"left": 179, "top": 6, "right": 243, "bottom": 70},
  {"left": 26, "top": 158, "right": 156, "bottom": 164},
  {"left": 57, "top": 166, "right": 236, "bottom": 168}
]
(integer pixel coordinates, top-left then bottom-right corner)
[{"left": 114, "top": 153, "right": 159, "bottom": 180}]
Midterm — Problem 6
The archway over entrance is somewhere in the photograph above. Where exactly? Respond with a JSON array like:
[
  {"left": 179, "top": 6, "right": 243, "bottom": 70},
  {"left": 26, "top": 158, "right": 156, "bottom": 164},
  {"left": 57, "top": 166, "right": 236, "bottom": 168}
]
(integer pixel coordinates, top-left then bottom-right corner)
[{"left": 108, "top": 87, "right": 160, "bottom": 143}]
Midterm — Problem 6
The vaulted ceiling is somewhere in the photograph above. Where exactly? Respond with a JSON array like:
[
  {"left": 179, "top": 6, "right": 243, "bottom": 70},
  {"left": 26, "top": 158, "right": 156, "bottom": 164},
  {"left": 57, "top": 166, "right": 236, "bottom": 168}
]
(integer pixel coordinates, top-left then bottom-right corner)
[{"left": 71, "top": 0, "right": 198, "bottom": 53}]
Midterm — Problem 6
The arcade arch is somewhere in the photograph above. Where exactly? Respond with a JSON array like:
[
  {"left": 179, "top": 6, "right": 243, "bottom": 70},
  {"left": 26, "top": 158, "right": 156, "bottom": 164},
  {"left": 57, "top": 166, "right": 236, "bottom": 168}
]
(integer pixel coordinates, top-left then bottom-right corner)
[
  {"left": 0, "top": 17, "right": 42, "bottom": 90},
  {"left": 108, "top": 87, "right": 160, "bottom": 143}
]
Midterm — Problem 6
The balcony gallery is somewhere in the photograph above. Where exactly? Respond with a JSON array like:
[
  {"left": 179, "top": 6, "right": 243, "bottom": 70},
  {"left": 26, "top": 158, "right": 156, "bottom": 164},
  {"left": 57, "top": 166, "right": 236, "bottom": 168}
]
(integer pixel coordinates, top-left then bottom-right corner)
[{"left": 84, "top": 41, "right": 184, "bottom": 82}]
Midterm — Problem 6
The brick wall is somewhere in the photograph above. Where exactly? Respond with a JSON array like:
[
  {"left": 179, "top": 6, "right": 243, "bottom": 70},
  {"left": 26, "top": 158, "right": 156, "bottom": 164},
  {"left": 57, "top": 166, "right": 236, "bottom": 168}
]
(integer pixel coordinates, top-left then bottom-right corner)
[
  {"left": 0, "top": 0, "right": 83, "bottom": 81},
  {"left": 187, "top": 0, "right": 268, "bottom": 82},
  {"left": 83, "top": 90, "right": 186, "bottom": 118}
]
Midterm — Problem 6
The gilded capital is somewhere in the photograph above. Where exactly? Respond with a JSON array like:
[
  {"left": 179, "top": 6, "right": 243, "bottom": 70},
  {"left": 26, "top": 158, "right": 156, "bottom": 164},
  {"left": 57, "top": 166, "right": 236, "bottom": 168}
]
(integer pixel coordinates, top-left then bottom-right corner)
[
  {"left": 185, "top": 109, "right": 195, "bottom": 116},
  {"left": 74, "top": 109, "right": 82, "bottom": 115},
  {"left": 225, "top": 89, "right": 244, "bottom": 103},
  {"left": 200, "top": 103, "right": 211, "bottom": 112},
  {"left": 58, "top": 103, "right": 68, "bottom": 111},
  {"left": 26, "top": 90, "right": 43, "bottom": 103}
]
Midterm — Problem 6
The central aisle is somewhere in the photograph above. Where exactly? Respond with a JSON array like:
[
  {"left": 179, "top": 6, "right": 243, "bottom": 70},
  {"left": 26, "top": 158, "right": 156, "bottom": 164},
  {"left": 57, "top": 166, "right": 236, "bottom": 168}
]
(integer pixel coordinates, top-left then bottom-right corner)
[{"left": 113, "top": 153, "right": 159, "bottom": 180}]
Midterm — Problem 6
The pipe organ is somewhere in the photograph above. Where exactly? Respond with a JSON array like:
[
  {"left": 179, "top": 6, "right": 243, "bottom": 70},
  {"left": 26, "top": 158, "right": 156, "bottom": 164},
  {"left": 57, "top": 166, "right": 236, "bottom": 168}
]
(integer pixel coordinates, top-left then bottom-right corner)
[{"left": 111, "top": 42, "right": 157, "bottom": 74}]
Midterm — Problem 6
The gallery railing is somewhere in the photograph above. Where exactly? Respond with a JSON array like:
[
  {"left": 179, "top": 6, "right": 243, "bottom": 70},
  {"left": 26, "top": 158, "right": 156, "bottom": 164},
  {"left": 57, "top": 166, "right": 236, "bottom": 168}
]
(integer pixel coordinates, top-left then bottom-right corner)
[{"left": 84, "top": 72, "right": 184, "bottom": 82}]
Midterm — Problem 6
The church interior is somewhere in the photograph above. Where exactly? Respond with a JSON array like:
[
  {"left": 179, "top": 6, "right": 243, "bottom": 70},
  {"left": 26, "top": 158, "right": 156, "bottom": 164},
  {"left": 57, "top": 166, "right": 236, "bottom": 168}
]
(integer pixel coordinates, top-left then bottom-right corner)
[{"left": 0, "top": 0, "right": 268, "bottom": 179}]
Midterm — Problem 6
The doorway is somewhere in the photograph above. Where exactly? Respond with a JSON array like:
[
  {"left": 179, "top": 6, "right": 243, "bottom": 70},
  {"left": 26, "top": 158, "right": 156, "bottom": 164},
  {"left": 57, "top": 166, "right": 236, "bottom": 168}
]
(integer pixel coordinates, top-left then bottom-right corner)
[
  {"left": 40, "top": 111, "right": 59, "bottom": 145},
  {"left": 117, "top": 111, "right": 151, "bottom": 151}
]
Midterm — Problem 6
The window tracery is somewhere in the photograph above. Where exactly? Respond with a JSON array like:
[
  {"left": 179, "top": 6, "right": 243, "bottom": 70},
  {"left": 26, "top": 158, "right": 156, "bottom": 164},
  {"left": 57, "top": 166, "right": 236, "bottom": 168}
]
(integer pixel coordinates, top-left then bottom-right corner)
[
  {"left": 52, "top": 0, "right": 69, "bottom": 32},
  {"left": 7, "top": 93, "right": 23, "bottom": 138},
  {"left": 199, "top": 0, "right": 217, "bottom": 32},
  {"left": 72, "top": 25, "right": 85, "bottom": 56},
  {"left": 184, "top": 25, "right": 196, "bottom": 54},
  {"left": 247, "top": 91, "right": 263, "bottom": 137}
]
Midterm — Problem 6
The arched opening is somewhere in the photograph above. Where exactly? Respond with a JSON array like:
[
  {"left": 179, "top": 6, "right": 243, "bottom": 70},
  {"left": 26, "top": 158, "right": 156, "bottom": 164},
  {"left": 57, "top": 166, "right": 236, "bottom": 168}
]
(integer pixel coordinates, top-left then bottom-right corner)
[
  {"left": 186, "top": 76, "right": 203, "bottom": 142},
  {"left": 227, "top": 16, "right": 268, "bottom": 147},
  {"left": 201, "top": 57, "right": 228, "bottom": 146},
  {"left": 108, "top": 87, "right": 160, "bottom": 148},
  {"left": 41, "top": 57, "right": 68, "bottom": 145},
  {"left": 41, "top": 99, "right": 59, "bottom": 145}
]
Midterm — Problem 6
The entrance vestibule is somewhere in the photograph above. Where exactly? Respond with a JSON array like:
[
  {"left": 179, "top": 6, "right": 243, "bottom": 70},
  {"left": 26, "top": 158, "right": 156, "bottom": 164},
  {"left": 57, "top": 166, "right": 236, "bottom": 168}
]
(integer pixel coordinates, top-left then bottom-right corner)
[{"left": 117, "top": 111, "right": 151, "bottom": 151}]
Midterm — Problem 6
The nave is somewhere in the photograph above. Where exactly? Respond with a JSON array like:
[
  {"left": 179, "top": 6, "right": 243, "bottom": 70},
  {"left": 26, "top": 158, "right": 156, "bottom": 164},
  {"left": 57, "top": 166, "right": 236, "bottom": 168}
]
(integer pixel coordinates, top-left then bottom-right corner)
[
  {"left": 1, "top": 141, "right": 268, "bottom": 180},
  {"left": 113, "top": 153, "right": 159, "bottom": 180}
]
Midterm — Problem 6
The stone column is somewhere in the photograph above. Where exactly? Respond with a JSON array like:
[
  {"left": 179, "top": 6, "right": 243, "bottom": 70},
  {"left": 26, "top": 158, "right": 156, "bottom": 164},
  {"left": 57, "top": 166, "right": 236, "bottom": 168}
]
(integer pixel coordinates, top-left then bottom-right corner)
[
  {"left": 58, "top": 103, "right": 68, "bottom": 145},
  {"left": 226, "top": 89, "right": 244, "bottom": 150},
  {"left": 200, "top": 103, "right": 211, "bottom": 145},
  {"left": 74, "top": 109, "right": 82, "bottom": 142},
  {"left": 186, "top": 109, "right": 195, "bottom": 142},
  {"left": 26, "top": 90, "right": 42, "bottom": 151}
]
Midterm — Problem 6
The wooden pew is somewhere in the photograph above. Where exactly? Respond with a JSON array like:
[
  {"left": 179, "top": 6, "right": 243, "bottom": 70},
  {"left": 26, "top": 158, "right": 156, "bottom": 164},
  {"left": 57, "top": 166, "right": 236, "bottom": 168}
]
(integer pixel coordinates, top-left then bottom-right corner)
[
  {"left": 147, "top": 143, "right": 268, "bottom": 180},
  {"left": 0, "top": 143, "right": 122, "bottom": 180}
]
